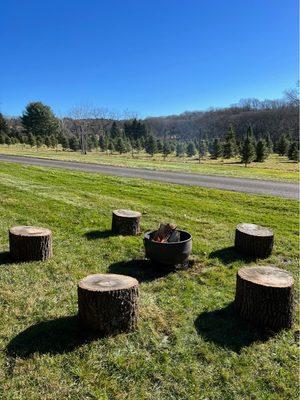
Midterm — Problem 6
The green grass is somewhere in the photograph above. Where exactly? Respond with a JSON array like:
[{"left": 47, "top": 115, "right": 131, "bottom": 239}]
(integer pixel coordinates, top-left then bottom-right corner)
[
  {"left": 1, "top": 144, "right": 299, "bottom": 182},
  {"left": 0, "top": 162, "right": 298, "bottom": 400}
]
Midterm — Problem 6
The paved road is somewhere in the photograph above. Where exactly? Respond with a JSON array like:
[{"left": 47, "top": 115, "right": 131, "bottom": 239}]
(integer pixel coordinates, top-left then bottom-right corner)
[{"left": 0, "top": 153, "right": 298, "bottom": 199}]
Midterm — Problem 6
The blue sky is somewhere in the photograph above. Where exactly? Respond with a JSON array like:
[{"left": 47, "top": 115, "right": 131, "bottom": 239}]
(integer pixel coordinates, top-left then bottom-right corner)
[{"left": 0, "top": 0, "right": 298, "bottom": 117}]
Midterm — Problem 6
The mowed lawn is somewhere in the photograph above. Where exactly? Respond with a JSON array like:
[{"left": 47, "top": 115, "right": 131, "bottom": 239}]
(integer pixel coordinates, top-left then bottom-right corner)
[
  {"left": 0, "top": 162, "right": 298, "bottom": 400},
  {"left": 0, "top": 144, "right": 299, "bottom": 182}
]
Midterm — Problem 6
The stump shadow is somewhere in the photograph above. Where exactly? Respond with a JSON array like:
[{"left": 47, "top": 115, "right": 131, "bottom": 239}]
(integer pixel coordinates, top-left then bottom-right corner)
[
  {"left": 209, "top": 246, "right": 256, "bottom": 265},
  {"left": 194, "top": 303, "right": 271, "bottom": 353},
  {"left": 6, "top": 316, "right": 101, "bottom": 358},
  {"left": 0, "top": 251, "right": 13, "bottom": 265},
  {"left": 108, "top": 259, "right": 176, "bottom": 282},
  {"left": 84, "top": 230, "right": 115, "bottom": 240}
]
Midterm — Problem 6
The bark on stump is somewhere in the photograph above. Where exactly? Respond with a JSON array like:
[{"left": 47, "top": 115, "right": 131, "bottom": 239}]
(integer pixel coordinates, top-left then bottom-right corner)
[
  {"left": 235, "top": 266, "right": 294, "bottom": 331},
  {"left": 78, "top": 274, "right": 139, "bottom": 335},
  {"left": 9, "top": 226, "right": 52, "bottom": 261},
  {"left": 111, "top": 209, "right": 141, "bottom": 235},
  {"left": 235, "top": 223, "right": 274, "bottom": 258}
]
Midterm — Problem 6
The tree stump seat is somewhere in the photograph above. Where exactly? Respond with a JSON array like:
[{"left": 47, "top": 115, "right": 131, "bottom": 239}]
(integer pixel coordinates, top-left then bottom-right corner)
[
  {"left": 235, "top": 266, "right": 294, "bottom": 331},
  {"left": 78, "top": 273, "right": 139, "bottom": 335},
  {"left": 9, "top": 226, "right": 52, "bottom": 261},
  {"left": 111, "top": 209, "right": 141, "bottom": 235},
  {"left": 235, "top": 223, "right": 274, "bottom": 258}
]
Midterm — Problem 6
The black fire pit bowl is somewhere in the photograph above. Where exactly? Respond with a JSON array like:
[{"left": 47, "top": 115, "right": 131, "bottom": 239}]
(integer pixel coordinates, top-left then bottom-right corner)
[{"left": 144, "top": 230, "right": 192, "bottom": 266}]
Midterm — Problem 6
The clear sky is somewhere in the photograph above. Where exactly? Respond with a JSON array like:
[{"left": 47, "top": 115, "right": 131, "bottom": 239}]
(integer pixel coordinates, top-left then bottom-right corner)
[{"left": 0, "top": 0, "right": 298, "bottom": 118}]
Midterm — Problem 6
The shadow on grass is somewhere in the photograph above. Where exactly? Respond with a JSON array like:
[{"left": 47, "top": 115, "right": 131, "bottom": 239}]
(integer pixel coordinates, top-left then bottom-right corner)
[
  {"left": 209, "top": 246, "right": 256, "bottom": 265},
  {"left": 6, "top": 316, "right": 100, "bottom": 358},
  {"left": 0, "top": 251, "right": 13, "bottom": 265},
  {"left": 84, "top": 229, "right": 115, "bottom": 240},
  {"left": 194, "top": 303, "right": 271, "bottom": 353},
  {"left": 108, "top": 259, "right": 175, "bottom": 282}
]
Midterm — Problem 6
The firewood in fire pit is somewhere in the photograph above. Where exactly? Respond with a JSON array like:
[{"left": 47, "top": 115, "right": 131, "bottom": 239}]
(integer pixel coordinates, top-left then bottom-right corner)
[{"left": 153, "top": 223, "right": 178, "bottom": 243}]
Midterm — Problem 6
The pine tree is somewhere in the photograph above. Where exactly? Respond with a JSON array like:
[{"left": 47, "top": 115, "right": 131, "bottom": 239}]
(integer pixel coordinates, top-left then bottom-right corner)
[
  {"left": 199, "top": 140, "right": 208, "bottom": 157},
  {"left": 211, "top": 138, "right": 223, "bottom": 159},
  {"left": 110, "top": 122, "right": 119, "bottom": 139},
  {"left": 156, "top": 139, "right": 163, "bottom": 153},
  {"left": 108, "top": 139, "right": 115, "bottom": 154},
  {"left": 0, "top": 133, "right": 6, "bottom": 144},
  {"left": 21, "top": 102, "right": 60, "bottom": 137},
  {"left": 45, "top": 136, "right": 52, "bottom": 147},
  {"left": 223, "top": 124, "right": 237, "bottom": 158},
  {"left": 187, "top": 142, "right": 196, "bottom": 157},
  {"left": 99, "top": 135, "right": 107, "bottom": 151},
  {"left": 255, "top": 139, "right": 268, "bottom": 162},
  {"left": 277, "top": 134, "right": 290, "bottom": 156},
  {"left": 176, "top": 142, "right": 185, "bottom": 157},
  {"left": 241, "top": 133, "right": 256, "bottom": 167},
  {"left": 163, "top": 135, "right": 171, "bottom": 160},
  {"left": 69, "top": 136, "right": 80, "bottom": 151},
  {"left": 145, "top": 135, "right": 157, "bottom": 156},
  {"left": 264, "top": 132, "right": 273, "bottom": 154},
  {"left": 5, "top": 136, "right": 12, "bottom": 145},
  {"left": 60, "top": 135, "right": 69, "bottom": 150},
  {"left": 27, "top": 132, "right": 36, "bottom": 147},
  {"left": 115, "top": 137, "right": 126, "bottom": 154},
  {"left": 0, "top": 113, "right": 9, "bottom": 134},
  {"left": 288, "top": 141, "right": 299, "bottom": 161}
]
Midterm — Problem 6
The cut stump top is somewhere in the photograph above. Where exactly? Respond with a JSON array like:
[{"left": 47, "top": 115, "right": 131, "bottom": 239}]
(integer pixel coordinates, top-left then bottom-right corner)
[
  {"left": 236, "top": 223, "right": 273, "bottom": 237},
  {"left": 238, "top": 266, "right": 294, "bottom": 288},
  {"left": 78, "top": 273, "right": 138, "bottom": 292},
  {"left": 9, "top": 226, "right": 52, "bottom": 237},
  {"left": 113, "top": 209, "right": 141, "bottom": 218}
]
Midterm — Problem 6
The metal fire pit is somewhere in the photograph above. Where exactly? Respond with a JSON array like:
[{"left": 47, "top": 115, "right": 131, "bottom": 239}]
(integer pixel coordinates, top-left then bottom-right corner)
[{"left": 144, "top": 230, "right": 192, "bottom": 266}]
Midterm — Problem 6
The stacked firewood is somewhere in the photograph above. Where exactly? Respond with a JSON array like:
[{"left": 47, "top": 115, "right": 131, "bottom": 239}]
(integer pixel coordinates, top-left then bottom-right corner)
[{"left": 152, "top": 223, "right": 180, "bottom": 243}]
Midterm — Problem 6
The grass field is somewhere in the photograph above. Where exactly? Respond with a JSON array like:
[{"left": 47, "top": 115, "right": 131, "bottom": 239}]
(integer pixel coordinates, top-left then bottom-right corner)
[
  {"left": 0, "top": 162, "right": 298, "bottom": 399},
  {"left": 0, "top": 144, "right": 299, "bottom": 182}
]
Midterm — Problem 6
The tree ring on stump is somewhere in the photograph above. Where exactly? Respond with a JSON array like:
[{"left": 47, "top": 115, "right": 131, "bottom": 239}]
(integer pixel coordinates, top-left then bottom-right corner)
[
  {"left": 235, "top": 223, "right": 274, "bottom": 258},
  {"left": 235, "top": 266, "right": 294, "bottom": 331},
  {"left": 78, "top": 273, "right": 139, "bottom": 335},
  {"left": 9, "top": 225, "right": 52, "bottom": 261}
]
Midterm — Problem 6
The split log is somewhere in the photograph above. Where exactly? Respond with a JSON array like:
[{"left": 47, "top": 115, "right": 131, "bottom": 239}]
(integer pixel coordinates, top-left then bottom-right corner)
[
  {"left": 235, "top": 223, "right": 274, "bottom": 258},
  {"left": 111, "top": 209, "right": 141, "bottom": 235},
  {"left": 78, "top": 273, "right": 139, "bottom": 335},
  {"left": 9, "top": 226, "right": 52, "bottom": 261},
  {"left": 235, "top": 266, "right": 294, "bottom": 331}
]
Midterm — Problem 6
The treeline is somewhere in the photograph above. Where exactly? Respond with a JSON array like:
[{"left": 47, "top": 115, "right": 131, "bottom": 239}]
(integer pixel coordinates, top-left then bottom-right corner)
[{"left": 0, "top": 90, "right": 299, "bottom": 165}]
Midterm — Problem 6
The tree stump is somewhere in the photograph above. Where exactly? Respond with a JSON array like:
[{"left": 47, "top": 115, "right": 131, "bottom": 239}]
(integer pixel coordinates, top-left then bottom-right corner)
[
  {"left": 235, "top": 223, "right": 274, "bottom": 258},
  {"left": 9, "top": 226, "right": 52, "bottom": 261},
  {"left": 78, "top": 273, "right": 139, "bottom": 335},
  {"left": 111, "top": 209, "right": 141, "bottom": 235},
  {"left": 235, "top": 266, "right": 294, "bottom": 331}
]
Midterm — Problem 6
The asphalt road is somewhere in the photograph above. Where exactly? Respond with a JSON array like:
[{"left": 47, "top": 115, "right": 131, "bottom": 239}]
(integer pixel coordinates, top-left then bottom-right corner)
[{"left": 0, "top": 153, "right": 298, "bottom": 199}]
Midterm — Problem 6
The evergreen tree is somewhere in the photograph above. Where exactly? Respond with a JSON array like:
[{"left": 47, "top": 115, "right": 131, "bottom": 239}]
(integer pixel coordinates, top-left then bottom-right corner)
[
  {"left": 27, "top": 132, "right": 36, "bottom": 147},
  {"left": 264, "top": 132, "right": 273, "bottom": 154},
  {"left": 110, "top": 122, "right": 119, "bottom": 139},
  {"left": 255, "top": 139, "right": 268, "bottom": 162},
  {"left": 99, "top": 135, "right": 107, "bottom": 151},
  {"left": 199, "top": 140, "right": 208, "bottom": 157},
  {"left": 69, "top": 136, "right": 80, "bottom": 151},
  {"left": 145, "top": 135, "right": 157, "bottom": 156},
  {"left": 241, "top": 133, "right": 256, "bottom": 167},
  {"left": 176, "top": 142, "right": 185, "bottom": 157},
  {"left": 108, "top": 139, "right": 115, "bottom": 154},
  {"left": 0, "top": 113, "right": 9, "bottom": 134},
  {"left": 0, "top": 133, "right": 6, "bottom": 144},
  {"left": 156, "top": 139, "right": 163, "bottom": 153},
  {"left": 223, "top": 124, "right": 237, "bottom": 158},
  {"left": 288, "top": 141, "right": 299, "bottom": 161},
  {"left": 5, "top": 136, "right": 12, "bottom": 145},
  {"left": 21, "top": 102, "right": 60, "bottom": 137},
  {"left": 36, "top": 136, "right": 44, "bottom": 148},
  {"left": 163, "top": 138, "right": 171, "bottom": 159},
  {"left": 277, "top": 134, "right": 290, "bottom": 156},
  {"left": 211, "top": 138, "right": 223, "bottom": 159},
  {"left": 60, "top": 134, "right": 69, "bottom": 150},
  {"left": 45, "top": 136, "right": 52, "bottom": 147},
  {"left": 187, "top": 142, "right": 196, "bottom": 157},
  {"left": 115, "top": 137, "right": 126, "bottom": 154}
]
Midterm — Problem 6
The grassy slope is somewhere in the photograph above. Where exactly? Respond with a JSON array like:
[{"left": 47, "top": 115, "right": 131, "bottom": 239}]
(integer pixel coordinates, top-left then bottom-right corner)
[
  {"left": 0, "top": 162, "right": 298, "bottom": 400},
  {"left": 0, "top": 144, "right": 299, "bottom": 182}
]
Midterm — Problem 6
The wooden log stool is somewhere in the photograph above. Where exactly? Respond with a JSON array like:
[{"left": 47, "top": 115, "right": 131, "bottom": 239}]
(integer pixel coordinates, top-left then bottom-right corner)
[
  {"left": 111, "top": 209, "right": 141, "bottom": 235},
  {"left": 9, "top": 226, "right": 52, "bottom": 261},
  {"left": 235, "top": 223, "right": 274, "bottom": 258},
  {"left": 235, "top": 266, "right": 294, "bottom": 331},
  {"left": 78, "top": 274, "right": 139, "bottom": 335}
]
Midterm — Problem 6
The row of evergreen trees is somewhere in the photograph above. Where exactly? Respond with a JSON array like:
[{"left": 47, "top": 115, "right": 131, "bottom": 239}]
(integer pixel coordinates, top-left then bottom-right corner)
[{"left": 0, "top": 102, "right": 298, "bottom": 163}]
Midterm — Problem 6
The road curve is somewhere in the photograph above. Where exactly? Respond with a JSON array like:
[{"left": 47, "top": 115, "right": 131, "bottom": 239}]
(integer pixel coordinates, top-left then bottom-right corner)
[{"left": 0, "top": 153, "right": 298, "bottom": 199}]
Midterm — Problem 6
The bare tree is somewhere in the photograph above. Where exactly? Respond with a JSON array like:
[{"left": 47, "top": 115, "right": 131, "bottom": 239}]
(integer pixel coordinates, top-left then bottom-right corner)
[{"left": 68, "top": 105, "right": 95, "bottom": 155}]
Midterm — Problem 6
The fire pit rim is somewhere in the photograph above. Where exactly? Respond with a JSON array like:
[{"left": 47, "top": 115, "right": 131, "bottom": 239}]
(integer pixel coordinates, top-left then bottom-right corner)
[{"left": 143, "top": 229, "right": 192, "bottom": 245}]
